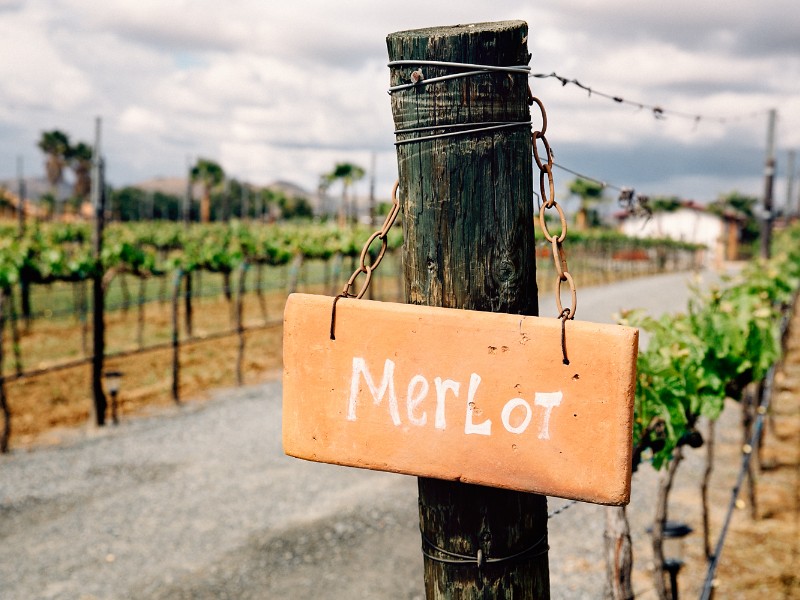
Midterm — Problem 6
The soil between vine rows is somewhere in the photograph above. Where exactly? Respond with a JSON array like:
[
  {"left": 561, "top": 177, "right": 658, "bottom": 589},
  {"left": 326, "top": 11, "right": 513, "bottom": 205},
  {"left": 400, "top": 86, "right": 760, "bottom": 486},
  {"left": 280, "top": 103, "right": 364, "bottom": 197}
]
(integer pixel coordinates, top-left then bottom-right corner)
[{"left": 5, "top": 290, "right": 288, "bottom": 448}]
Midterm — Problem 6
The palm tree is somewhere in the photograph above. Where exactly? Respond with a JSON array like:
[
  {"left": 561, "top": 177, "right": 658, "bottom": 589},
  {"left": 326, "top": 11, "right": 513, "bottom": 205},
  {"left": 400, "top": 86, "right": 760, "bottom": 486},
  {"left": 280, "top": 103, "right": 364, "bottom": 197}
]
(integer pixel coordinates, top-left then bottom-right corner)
[
  {"left": 325, "top": 162, "right": 365, "bottom": 227},
  {"left": 37, "top": 130, "right": 70, "bottom": 218},
  {"left": 68, "top": 141, "right": 93, "bottom": 205},
  {"left": 190, "top": 158, "right": 224, "bottom": 223},
  {"left": 568, "top": 177, "right": 605, "bottom": 231}
]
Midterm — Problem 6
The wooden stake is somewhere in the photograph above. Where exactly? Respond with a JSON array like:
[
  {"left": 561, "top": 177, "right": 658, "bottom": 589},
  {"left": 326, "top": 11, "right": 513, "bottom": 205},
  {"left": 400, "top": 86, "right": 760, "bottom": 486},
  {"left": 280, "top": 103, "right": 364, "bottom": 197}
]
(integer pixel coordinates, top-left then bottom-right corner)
[
  {"left": 171, "top": 270, "right": 182, "bottom": 403},
  {"left": 387, "top": 21, "right": 548, "bottom": 598},
  {"left": 604, "top": 506, "right": 634, "bottom": 600},
  {"left": 91, "top": 117, "right": 107, "bottom": 426},
  {"left": 137, "top": 276, "right": 146, "bottom": 349},
  {"left": 0, "top": 288, "right": 10, "bottom": 453},
  {"left": 760, "top": 108, "right": 777, "bottom": 259},
  {"left": 236, "top": 263, "right": 247, "bottom": 386}
]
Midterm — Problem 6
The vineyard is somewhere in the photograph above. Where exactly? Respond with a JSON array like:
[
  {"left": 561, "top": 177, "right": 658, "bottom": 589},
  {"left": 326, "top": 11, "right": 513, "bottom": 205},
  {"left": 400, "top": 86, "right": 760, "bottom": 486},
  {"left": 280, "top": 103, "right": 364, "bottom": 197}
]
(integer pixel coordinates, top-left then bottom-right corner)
[{"left": 0, "top": 218, "right": 703, "bottom": 451}]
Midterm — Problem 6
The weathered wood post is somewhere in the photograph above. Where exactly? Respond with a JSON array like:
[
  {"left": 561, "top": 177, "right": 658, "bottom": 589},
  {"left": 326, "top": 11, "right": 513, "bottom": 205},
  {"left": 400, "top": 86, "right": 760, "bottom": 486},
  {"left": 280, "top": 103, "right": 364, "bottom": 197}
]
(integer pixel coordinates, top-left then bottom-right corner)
[
  {"left": 171, "top": 269, "right": 182, "bottom": 403},
  {"left": 0, "top": 287, "right": 10, "bottom": 453},
  {"left": 387, "top": 21, "right": 548, "bottom": 598},
  {"left": 235, "top": 262, "right": 248, "bottom": 386},
  {"left": 91, "top": 116, "right": 108, "bottom": 426}
]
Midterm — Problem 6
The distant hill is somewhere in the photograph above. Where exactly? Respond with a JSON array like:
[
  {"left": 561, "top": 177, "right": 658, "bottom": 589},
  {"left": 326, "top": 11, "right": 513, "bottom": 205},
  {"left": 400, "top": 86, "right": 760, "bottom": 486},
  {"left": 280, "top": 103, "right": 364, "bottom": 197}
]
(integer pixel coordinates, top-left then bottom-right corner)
[
  {"left": 0, "top": 177, "right": 71, "bottom": 201},
  {"left": 133, "top": 177, "right": 189, "bottom": 197},
  {"left": 266, "top": 180, "right": 312, "bottom": 199}
]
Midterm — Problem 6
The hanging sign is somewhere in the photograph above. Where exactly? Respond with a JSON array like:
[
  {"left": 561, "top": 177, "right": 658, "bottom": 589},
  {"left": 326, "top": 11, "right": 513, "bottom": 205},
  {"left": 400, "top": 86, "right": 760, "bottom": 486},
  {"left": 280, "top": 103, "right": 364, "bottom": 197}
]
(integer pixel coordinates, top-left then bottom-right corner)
[{"left": 282, "top": 293, "right": 638, "bottom": 505}]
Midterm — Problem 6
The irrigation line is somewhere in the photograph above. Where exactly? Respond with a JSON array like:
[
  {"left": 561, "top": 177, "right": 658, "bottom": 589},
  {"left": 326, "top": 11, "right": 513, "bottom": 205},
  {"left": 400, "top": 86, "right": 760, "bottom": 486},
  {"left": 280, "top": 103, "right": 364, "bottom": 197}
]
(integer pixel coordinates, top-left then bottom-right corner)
[
  {"left": 547, "top": 499, "right": 579, "bottom": 519},
  {"left": 2, "top": 319, "right": 284, "bottom": 384},
  {"left": 698, "top": 363, "right": 775, "bottom": 600}
]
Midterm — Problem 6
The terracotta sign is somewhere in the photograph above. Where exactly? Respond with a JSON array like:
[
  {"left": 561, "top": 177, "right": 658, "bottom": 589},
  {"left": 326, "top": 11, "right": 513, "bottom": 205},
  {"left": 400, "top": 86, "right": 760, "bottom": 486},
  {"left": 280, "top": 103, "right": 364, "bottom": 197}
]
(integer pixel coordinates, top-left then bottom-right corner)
[{"left": 282, "top": 293, "right": 638, "bottom": 505}]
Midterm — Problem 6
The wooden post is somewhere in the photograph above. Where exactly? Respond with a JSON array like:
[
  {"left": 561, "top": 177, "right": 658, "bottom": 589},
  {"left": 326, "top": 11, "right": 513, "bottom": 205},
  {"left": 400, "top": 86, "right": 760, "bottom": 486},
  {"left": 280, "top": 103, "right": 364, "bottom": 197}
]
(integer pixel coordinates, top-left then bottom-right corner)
[
  {"left": 16, "top": 155, "right": 26, "bottom": 239},
  {"left": 255, "top": 263, "right": 268, "bottom": 323},
  {"left": 235, "top": 263, "right": 247, "bottom": 386},
  {"left": 604, "top": 506, "right": 634, "bottom": 600},
  {"left": 184, "top": 270, "right": 194, "bottom": 338},
  {"left": 8, "top": 289, "right": 22, "bottom": 376},
  {"left": 651, "top": 447, "right": 684, "bottom": 599},
  {"left": 18, "top": 158, "right": 31, "bottom": 328},
  {"left": 81, "top": 279, "right": 89, "bottom": 356},
  {"left": 183, "top": 159, "right": 192, "bottom": 228},
  {"left": 760, "top": 108, "right": 777, "bottom": 259},
  {"left": 171, "top": 269, "right": 182, "bottom": 403},
  {"left": 785, "top": 149, "right": 795, "bottom": 218},
  {"left": 91, "top": 117, "right": 108, "bottom": 426},
  {"left": 137, "top": 276, "right": 146, "bottom": 348},
  {"left": 387, "top": 21, "right": 548, "bottom": 598},
  {"left": 0, "top": 287, "right": 10, "bottom": 453}
]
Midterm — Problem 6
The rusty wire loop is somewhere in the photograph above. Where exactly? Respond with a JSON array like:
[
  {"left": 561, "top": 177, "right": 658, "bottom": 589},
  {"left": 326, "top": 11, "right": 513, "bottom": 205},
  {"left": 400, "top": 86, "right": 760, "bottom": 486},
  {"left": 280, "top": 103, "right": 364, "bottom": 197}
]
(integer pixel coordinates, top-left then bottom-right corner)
[
  {"left": 531, "top": 91, "right": 576, "bottom": 364},
  {"left": 330, "top": 181, "right": 401, "bottom": 340}
]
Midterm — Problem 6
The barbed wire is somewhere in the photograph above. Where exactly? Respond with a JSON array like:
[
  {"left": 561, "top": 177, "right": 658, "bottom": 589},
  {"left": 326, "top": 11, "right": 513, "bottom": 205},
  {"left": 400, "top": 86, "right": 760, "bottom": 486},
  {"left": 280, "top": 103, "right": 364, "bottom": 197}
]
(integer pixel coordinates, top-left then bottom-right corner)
[
  {"left": 547, "top": 499, "right": 579, "bottom": 519},
  {"left": 551, "top": 163, "right": 652, "bottom": 219},
  {"left": 531, "top": 72, "right": 769, "bottom": 125}
]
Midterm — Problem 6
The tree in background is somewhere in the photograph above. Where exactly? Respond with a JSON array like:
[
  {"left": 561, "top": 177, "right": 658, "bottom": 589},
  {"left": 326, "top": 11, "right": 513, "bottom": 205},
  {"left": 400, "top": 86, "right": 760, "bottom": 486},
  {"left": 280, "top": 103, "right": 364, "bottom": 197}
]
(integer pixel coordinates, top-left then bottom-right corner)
[
  {"left": 325, "top": 162, "right": 365, "bottom": 227},
  {"left": 108, "top": 187, "right": 182, "bottom": 221},
  {"left": 277, "top": 194, "right": 313, "bottom": 219},
  {"left": 215, "top": 178, "right": 250, "bottom": 220},
  {"left": 190, "top": 158, "right": 224, "bottom": 223},
  {"left": 68, "top": 142, "right": 93, "bottom": 202},
  {"left": 568, "top": 177, "right": 606, "bottom": 230},
  {"left": 647, "top": 196, "right": 683, "bottom": 213},
  {"left": 709, "top": 191, "right": 760, "bottom": 254},
  {"left": 37, "top": 130, "right": 71, "bottom": 217}
]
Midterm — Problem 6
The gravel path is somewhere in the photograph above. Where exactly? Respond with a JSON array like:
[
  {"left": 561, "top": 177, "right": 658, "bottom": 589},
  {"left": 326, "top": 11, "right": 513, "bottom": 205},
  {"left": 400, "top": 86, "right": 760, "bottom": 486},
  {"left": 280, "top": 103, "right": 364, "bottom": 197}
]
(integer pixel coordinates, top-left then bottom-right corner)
[{"left": 0, "top": 270, "right": 738, "bottom": 599}]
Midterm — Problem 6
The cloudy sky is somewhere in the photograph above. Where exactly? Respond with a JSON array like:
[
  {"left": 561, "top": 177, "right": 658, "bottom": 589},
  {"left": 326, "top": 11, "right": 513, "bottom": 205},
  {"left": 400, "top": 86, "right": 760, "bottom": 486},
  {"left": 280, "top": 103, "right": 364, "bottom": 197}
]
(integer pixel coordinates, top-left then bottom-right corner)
[{"left": 1, "top": 0, "right": 798, "bottom": 208}]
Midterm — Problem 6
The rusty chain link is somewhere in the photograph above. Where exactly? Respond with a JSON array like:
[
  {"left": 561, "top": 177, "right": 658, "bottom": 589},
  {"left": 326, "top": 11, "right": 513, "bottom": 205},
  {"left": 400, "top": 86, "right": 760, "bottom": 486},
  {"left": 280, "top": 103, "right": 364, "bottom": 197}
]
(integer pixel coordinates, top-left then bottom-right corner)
[
  {"left": 531, "top": 92, "right": 576, "bottom": 363},
  {"left": 339, "top": 180, "right": 400, "bottom": 299},
  {"left": 330, "top": 181, "right": 400, "bottom": 339}
]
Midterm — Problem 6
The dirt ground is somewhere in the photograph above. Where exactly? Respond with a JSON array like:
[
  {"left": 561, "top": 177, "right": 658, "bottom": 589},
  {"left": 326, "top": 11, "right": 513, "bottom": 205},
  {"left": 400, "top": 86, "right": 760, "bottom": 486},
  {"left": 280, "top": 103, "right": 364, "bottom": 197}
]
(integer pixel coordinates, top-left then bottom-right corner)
[{"left": 4, "top": 290, "right": 289, "bottom": 447}]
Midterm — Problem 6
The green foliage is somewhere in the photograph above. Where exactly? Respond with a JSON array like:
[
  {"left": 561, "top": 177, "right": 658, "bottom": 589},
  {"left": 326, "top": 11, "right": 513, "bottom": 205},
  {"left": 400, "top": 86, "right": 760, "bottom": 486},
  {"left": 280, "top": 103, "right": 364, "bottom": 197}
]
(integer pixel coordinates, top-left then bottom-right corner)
[
  {"left": 67, "top": 141, "right": 93, "bottom": 199},
  {"left": 0, "top": 219, "right": 409, "bottom": 287},
  {"left": 37, "top": 130, "right": 71, "bottom": 190},
  {"left": 708, "top": 191, "right": 760, "bottom": 250},
  {"left": 648, "top": 196, "right": 683, "bottom": 213},
  {"left": 625, "top": 225, "right": 800, "bottom": 470},
  {"left": 568, "top": 177, "right": 604, "bottom": 204},
  {"left": 190, "top": 158, "right": 224, "bottom": 188},
  {"left": 109, "top": 187, "right": 183, "bottom": 221},
  {"left": 568, "top": 177, "right": 607, "bottom": 229},
  {"left": 38, "top": 130, "right": 94, "bottom": 201},
  {"left": 325, "top": 162, "right": 366, "bottom": 187}
]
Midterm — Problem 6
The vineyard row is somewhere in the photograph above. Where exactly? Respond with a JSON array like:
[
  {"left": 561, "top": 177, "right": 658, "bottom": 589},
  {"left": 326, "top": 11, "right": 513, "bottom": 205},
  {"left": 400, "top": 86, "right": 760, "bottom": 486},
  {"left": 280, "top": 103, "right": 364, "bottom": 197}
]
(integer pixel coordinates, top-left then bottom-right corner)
[{"left": 0, "top": 219, "right": 702, "bottom": 289}]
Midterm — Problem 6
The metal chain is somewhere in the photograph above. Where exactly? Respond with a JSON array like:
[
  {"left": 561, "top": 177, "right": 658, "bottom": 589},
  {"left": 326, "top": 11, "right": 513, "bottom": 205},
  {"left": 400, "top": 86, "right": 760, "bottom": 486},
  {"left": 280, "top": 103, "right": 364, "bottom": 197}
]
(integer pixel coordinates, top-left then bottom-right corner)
[
  {"left": 338, "top": 180, "right": 400, "bottom": 300},
  {"left": 531, "top": 93, "right": 576, "bottom": 364},
  {"left": 330, "top": 181, "right": 400, "bottom": 340}
]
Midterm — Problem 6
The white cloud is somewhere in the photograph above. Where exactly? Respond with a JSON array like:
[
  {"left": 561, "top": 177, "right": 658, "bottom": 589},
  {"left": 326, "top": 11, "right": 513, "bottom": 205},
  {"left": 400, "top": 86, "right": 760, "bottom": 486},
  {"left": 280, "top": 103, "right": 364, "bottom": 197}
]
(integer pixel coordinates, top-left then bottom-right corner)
[
  {"left": 0, "top": 0, "right": 797, "bottom": 203},
  {"left": 0, "top": 7, "right": 93, "bottom": 111},
  {"left": 118, "top": 106, "right": 167, "bottom": 135}
]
